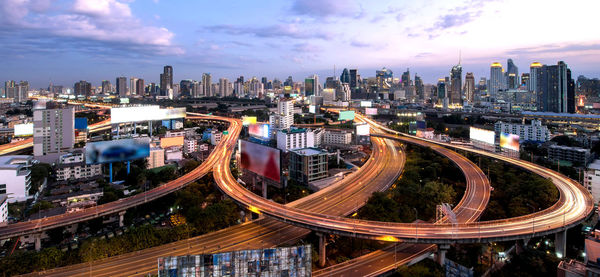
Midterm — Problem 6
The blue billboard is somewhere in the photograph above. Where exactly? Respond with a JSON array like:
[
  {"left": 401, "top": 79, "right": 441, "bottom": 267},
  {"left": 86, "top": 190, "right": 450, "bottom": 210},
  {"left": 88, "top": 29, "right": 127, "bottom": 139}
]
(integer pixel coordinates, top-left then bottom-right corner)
[
  {"left": 85, "top": 138, "right": 150, "bottom": 164},
  {"left": 75, "top": 117, "right": 88, "bottom": 130}
]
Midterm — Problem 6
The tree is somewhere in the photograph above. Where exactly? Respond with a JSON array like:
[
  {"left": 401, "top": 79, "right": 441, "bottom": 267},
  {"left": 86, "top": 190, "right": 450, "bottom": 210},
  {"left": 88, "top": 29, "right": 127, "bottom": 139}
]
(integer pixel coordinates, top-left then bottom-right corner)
[
  {"left": 29, "top": 163, "right": 52, "bottom": 195},
  {"left": 27, "top": 201, "right": 53, "bottom": 216},
  {"left": 395, "top": 258, "right": 444, "bottom": 277},
  {"left": 358, "top": 192, "right": 401, "bottom": 222}
]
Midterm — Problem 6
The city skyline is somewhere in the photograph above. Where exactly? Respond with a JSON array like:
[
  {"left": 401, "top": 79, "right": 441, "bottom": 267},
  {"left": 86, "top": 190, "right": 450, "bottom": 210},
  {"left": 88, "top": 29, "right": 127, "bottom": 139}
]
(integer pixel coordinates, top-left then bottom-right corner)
[{"left": 1, "top": 0, "right": 600, "bottom": 87}]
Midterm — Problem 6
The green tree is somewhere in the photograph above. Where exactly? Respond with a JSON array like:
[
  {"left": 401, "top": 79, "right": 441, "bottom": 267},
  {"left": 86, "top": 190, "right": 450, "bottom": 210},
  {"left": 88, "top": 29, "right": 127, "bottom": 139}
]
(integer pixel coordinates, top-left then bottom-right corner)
[{"left": 27, "top": 200, "right": 53, "bottom": 216}]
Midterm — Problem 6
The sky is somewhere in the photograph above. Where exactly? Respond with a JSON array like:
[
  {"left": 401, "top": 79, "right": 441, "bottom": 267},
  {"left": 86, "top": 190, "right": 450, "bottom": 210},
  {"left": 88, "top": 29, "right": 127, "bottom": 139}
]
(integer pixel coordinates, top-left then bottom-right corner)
[{"left": 1, "top": 0, "right": 600, "bottom": 88}]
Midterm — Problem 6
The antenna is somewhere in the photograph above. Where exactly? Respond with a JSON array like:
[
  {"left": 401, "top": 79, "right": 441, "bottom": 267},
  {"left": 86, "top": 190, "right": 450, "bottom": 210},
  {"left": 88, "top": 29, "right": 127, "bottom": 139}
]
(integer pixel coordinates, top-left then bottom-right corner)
[
  {"left": 459, "top": 50, "right": 462, "bottom": 65},
  {"left": 334, "top": 65, "right": 336, "bottom": 79}
]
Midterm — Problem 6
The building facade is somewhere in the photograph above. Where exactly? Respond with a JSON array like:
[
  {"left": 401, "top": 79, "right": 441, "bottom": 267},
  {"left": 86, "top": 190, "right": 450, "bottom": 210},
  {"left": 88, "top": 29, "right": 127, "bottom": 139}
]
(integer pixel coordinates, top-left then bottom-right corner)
[
  {"left": 494, "top": 120, "right": 550, "bottom": 142},
  {"left": 276, "top": 128, "right": 315, "bottom": 152},
  {"left": 0, "top": 156, "right": 33, "bottom": 202},
  {"left": 33, "top": 108, "right": 75, "bottom": 157},
  {"left": 289, "top": 148, "right": 328, "bottom": 185}
]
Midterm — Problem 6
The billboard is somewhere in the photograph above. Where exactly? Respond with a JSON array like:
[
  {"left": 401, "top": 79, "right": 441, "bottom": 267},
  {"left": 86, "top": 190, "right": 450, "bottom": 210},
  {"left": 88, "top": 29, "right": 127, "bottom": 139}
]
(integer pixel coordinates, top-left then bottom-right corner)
[
  {"left": 500, "top": 133, "right": 520, "bottom": 151},
  {"left": 360, "top": 101, "right": 372, "bottom": 107},
  {"left": 14, "top": 123, "right": 33, "bottom": 137},
  {"left": 160, "top": 136, "right": 184, "bottom": 148},
  {"left": 85, "top": 138, "right": 150, "bottom": 164},
  {"left": 111, "top": 106, "right": 186, "bottom": 124},
  {"left": 416, "top": 120, "right": 426, "bottom": 129},
  {"left": 356, "top": 124, "right": 370, "bottom": 136},
  {"left": 309, "top": 105, "right": 316, "bottom": 114},
  {"left": 248, "top": 124, "right": 270, "bottom": 139},
  {"left": 469, "top": 127, "right": 495, "bottom": 145},
  {"left": 365, "top": 108, "right": 378, "bottom": 115},
  {"left": 338, "top": 110, "right": 355, "bottom": 121},
  {"left": 240, "top": 140, "right": 281, "bottom": 182},
  {"left": 119, "top": 98, "right": 129, "bottom": 104},
  {"left": 242, "top": 116, "right": 257, "bottom": 126},
  {"left": 75, "top": 117, "right": 88, "bottom": 130}
]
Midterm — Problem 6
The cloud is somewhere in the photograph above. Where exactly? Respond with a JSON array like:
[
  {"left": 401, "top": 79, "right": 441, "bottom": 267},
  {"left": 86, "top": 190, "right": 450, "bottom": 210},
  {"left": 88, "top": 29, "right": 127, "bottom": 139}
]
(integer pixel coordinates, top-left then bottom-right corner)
[
  {"left": 505, "top": 43, "right": 600, "bottom": 55},
  {"left": 205, "top": 24, "right": 332, "bottom": 40},
  {"left": 290, "top": 0, "right": 362, "bottom": 18},
  {"left": 428, "top": 11, "right": 482, "bottom": 31},
  {"left": 350, "top": 40, "right": 371, "bottom": 48},
  {"left": 292, "top": 43, "right": 321, "bottom": 53},
  {"left": 0, "top": 0, "right": 181, "bottom": 56}
]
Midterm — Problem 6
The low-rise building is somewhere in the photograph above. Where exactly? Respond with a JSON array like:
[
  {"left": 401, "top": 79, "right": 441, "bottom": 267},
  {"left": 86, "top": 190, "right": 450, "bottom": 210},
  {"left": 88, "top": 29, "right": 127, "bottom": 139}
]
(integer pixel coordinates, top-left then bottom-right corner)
[
  {"left": 184, "top": 137, "right": 198, "bottom": 154},
  {"left": 323, "top": 130, "right": 352, "bottom": 145},
  {"left": 557, "top": 230, "right": 600, "bottom": 277},
  {"left": 494, "top": 120, "right": 550, "bottom": 142},
  {"left": 55, "top": 150, "right": 102, "bottom": 182},
  {"left": 0, "top": 195, "right": 8, "bottom": 225},
  {"left": 276, "top": 128, "right": 315, "bottom": 152},
  {"left": 548, "top": 144, "right": 592, "bottom": 166},
  {"left": 0, "top": 155, "right": 33, "bottom": 202},
  {"left": 210, "top": 131, "right": 222, "bottom": 146},
  {"left": 289, "top": 148, "right": 328, "bottom": 185},
  {"left": 147, "top": 147, "right": 165, "bottom": 169},
  {"left": 584, "top": 160, "right": 600, "bottom": 204},
  {"left": 165, "top": 146, "right": 183, "bottom": 162}
]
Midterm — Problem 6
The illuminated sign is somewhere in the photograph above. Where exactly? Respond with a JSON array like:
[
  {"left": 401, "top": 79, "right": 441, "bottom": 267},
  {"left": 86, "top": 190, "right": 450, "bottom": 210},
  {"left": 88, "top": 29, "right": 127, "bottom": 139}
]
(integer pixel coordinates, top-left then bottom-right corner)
[
  {"left": 75, "top": 118, "right": 88, "bottom": 130},
  {"left": 14, "top": 123, "right": 33, "bottom": 137},
  {"left": 338, "top": 110, "right": 355, "bottom": 121},
  {"left": 356, "top": 124, "right": 370, "bottom": 136},
  {"left": 248, "top": 124, "right": 270, "bottom": 139},
  {"left": 111, "top": 106, "right": 186, "bottom": 124},
  {"left": 119, "top": 98, "right": 129, "bottom": 104},
  {"left": 160, "top": 136, "right": 184, "bottom": 148},
  {"left": 360, "top": 101, "right": 372, "bottom": 107},
  {"left": 500, "top": 133, "right": 520, "bottom": 151},
  {"left": 240, "top": 140, "right": 281, "bottom": 182},
  {"left": 469, "top": 127, "right": 495, "bottom": 145},
  {"left": 365, "top": 108, "right": 377, "bottom": 115},
  {"left": 309, "top": 105, "right": 316, "bottom": 114},
  {"left": 85, "top": 138, "right": 150, "bottom": 164},
  {"left": 242, "top": 116, "right": 257, "bottom": 126}
]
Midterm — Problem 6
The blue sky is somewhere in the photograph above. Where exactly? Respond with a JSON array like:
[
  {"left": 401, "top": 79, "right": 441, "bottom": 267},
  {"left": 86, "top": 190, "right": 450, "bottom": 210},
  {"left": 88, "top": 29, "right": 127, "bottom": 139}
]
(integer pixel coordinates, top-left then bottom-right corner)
[{"left": 2, "top": 0, "right": 599, "bottom": 88}]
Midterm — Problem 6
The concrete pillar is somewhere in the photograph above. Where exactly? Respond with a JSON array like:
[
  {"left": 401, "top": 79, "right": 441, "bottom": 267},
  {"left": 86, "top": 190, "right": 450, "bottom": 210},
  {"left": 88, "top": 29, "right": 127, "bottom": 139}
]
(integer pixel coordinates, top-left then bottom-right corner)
[
  {"left": 240, "top": 210, "right": 252, "bottom": 222},
  {"left": 437, "top": 244, "right": 450, "bottom": 265},
  {"left": 34, "top": 233, "right": 42, "bottom": 251},
  {"left": 317, "top": 233, "right": 327, "bottom": 267},
  {"left": 262, "top": 180, "right": 267, "bottom": 199},
  {"left": 118, "top": 211, "right": 126, "bottom": 227},
  {"left": 555, "top": 229, "right": 567, "bottom": 259}
]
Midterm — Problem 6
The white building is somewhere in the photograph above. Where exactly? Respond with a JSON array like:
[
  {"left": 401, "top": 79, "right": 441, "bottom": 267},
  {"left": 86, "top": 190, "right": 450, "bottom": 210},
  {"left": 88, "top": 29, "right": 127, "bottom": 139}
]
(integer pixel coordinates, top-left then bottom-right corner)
[
  {"left": 0, "top": 195, "right": 8, "bottom": 225},
  {"left": 165, "top": 147, "right": 183, "bottom": 162},
  {"left": 147, "top": 147, "right": 165, "bottom": 169},
  {"left": 269, "top": 99, "right": 294, "bottom": 130},
  {"left": 494, "top": 120, "right": 550, "bottom": 142},
  {"left": 210, "top": 131, "right": 222, "bottom": 146},
  {"left": 323, "top": 130, "right": 353, "bottom": 145},
  {"left": 184, "top": 138, "right": 198, "bottom": 154},
  {"left": 313, "top": 128, "right": 324, "bottom": 147},
  {"left": 276, "top": 128, "right": 315, "bottom": 152},
  {"left": 0, "top": 156, "right": 33, "bottom": 202},
  {"left": 584, "top": 160, "right": 600, "bottom": 204},
  {"left": 55, "top": 150, "right": 102, "bottom": 182},
  {"left": 33, "top": 108, "right": 75, "bottom": 157}
]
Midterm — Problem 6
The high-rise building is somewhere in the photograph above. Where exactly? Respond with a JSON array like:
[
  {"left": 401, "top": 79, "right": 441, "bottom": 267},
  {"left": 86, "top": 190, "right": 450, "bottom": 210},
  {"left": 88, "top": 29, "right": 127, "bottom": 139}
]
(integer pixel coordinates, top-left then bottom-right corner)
[
  {"left": 340, "top": 68, "right": 350, "bottom": 84},
  {"left": 529, "top": 62, "right": 543, "bottom": 93},
  {"left": 249, "top": 77, "right": 263, "bottom": 98},
  {"left": 414, "top": 74, "right": 424, "bottom": 100},
  {"left": 33, "top": 108, "right": 74, "bottom": 157},
  {"left": 160, "top": 65, "right": 173, "bottom": 96},
  {"left": 536, "top": 61, "right": 575, "bottom": 113},
  {"left": 234, "top": 80, "right": 244, "bottom": 97},
  {"left": 4, "top": 81, "right": 28, "bottom": 102},
  {"left": 450, "top": 64, "right": 462, "bottom": 104},
  {"left": 261, "top": 77, "right": 267, "bottom": 89},
  {"left": 376, "top": 67, "right": 393, "bottom": 90},
  {"left": 116, "top": 76, "right": 127, "bottom": 96},
  {"left": 4, "top": 80, "right": 15, "bottom": 99},
  {"left": 521, "top": 73, "right": 530, "bottom": 88},
  {"left": 402, "top": 69, "right": 411, "bottom": 88},
  {"left": 506, "top": 58, "right": 519, "bottom": 89},
  {"left": 284, "top": 76, "right": 293, "bottom": 87},
  {"left": 202, "top": 73, "right": 212, "bottom": 97},
  {"left": 219, "top": 78, "right": 231, "bottom": 97},
  {"left": 136, "top": 79, "right": 145, "bottom": 97},
  {"left": 437, "top": 78, "right": 446, "bottom": 103},
  {"left": 74, "top": 80, "right": 91, "bottom": 97},
  {"left": 489, "top": 62, "right": 505, "bottom": 98},
  {"left": 464, "top": 72, "right": 475, "bottom": 103},
  {"left": 269, "top": 98, "right": 294, "bottom": 130},
  {"left": 304, "top": 77, "right": 315, "bottom": 97},
  {"left": 129, "top": 77, "right": 138, "bottom": 95},
  {"left": 101, "top": 80, "right": 111, "bottom": 94},
  {"left": 349, "top": 69, "right": 358, "bottom": 89}
]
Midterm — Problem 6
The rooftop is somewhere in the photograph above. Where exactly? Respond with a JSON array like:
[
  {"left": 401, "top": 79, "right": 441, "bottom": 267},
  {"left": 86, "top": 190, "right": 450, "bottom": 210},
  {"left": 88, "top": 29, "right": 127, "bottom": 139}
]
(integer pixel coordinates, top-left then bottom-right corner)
[
  {"left": 0, "top": 155, "right": 32, "bottom": 170},
  {"left": 589, "top": 160, "right": 600, "bottom": 171},
  {"left": 291, "top": 147, "right": 327, "bottom": 156},
  {"left": 280, "top": 128, "right": 308, "bottom": 134}
]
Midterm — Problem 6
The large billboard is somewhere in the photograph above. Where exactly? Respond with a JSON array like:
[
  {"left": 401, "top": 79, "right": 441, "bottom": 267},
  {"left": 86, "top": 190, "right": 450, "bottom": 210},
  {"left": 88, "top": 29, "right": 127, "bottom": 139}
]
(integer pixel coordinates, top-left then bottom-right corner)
[
  {"left": 85, "top": 138, "right": 150, "bottom": 164},
  {"left": 160, "top": 136, "right": 184, "bottom": 148},
  {"left": 360, "top": 101, "right": 372, "bottom": 107},
  {"left": 248, "top": 124, "right": 269, "bottom": 139},
  {"left": 75, "top": 117, "right": 88, "bottom": 130},
  {"left": 469, "top": 127, "right": 495, "bottom": 145},
  {"left": 14, "top": 123, "right": 33, "bottom": 137},
  {"left": 309, "top": 105, "right": 316, "bottom": 114},
  {"left": 365, "top": 108, "right": 378, "bottom": 115},
  {"left": 111, "top": 106, "right": 186, "bottom": 124},
  {"left": 338, "top": 110, "right": 355, "bottom": 121},
  {"left": 240, "top": 140, "right": 281, "bottom": 182},
  {"left": 500, "top": 133, "right": 520, "bottom": 151},
  {"left": 242, "top": 116, "right": 257, "bottom": 126},
  {"left": 356, "top": 124, "right": 370, "bottom": 136},
  {"left": 158, "top": 245, "right": 311, "bottom": 277}
]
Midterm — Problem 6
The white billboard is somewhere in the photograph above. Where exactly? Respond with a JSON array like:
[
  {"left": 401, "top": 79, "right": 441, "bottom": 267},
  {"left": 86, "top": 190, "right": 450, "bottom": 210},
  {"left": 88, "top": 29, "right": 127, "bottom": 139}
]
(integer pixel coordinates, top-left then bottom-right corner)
[
  {"left": 14, "top": 123, "right": 33, "bottom": 137},
  {"left": 365, "top": 108, "right": 378, "bottom": 115},
  {"left": 309, "top": 105, "right": 316, "bottom": 114},
  {"left": 111, "top": 106, "right": 186, "bottom": 124},
  {"left": 360, "top": 101, "right": 372, "bottom": 107},
  {"left": 469, "top": 127, "right": 495, "bottom": 145},
  {"left": 356, "top": 124, "right": 370, "bottom": 136}
]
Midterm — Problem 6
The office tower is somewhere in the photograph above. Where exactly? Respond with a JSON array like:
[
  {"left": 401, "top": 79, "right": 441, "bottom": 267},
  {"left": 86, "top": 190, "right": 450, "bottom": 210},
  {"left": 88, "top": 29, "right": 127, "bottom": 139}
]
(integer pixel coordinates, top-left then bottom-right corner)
[
  {"left": 116, "top": 76, "right": 127, "bottom": 96},
  {"left": 202, "top": 73, "right": 212, "bottom": 97},
  {"left": 284, "top": 76, "right": 293, "bottom": 87},
  {"left": 74, "top": 80, "right": 91, "bottom": 97},
  {"left": 507, "top": 73, "right": 518, "bottom": 89},
  {"left": 33, "top": 108, "right": 74, "bottom": 156},
  {"left": 414, "top": 74, "right": 424, "bottom": 100},
  {"left": 536, "top": 61, "right": 574, "bottom": 113},
  {"left": 376, "top": 67, "right": 393, "bottom": 90},
  {"left": 304, "top": 77, "right": 315, "bottom": 97},
  {"left": 506, "top": 59, "right": 519, "bottom": 87},
  {"left": 272, "top": 78, "right": 282, "bottom": 89},
  {"left": 340, "top": 68, "right": 350, "bottom": 84},
  {"left": 261, "top": 77, "right": 267, "bottom": 89},
  {"left": 101, "top": 80, "right": 111, "bottom": 94},
  {"left": 521, "top": 73, "right": 530, "bottom": 88},
  {"left": 489, "top": 62, "right": 505, "bottom": 98},
  {"left": 160, "top": 65, "right": 173, "bottom": 96},
  {"left": 349, "top": 69, "right": 358, "bottom": 89},
  {"left": 402, "top": 69, "right": 411, "bottom": 88},
  {"left": 234, "top": 81, "right": 244, "bottom": 97},
  {"left": 450, "top": 64, "right": 462, "bottom": 104},
  {"left": 4, "top": 81, "right": 28, "bottom": 102},
  {"left": 180, "top": 80, "right": 193, "bottom": 97},
  {"left": 437, "top": 78, "right": 447, "bottom": 104},
  {"left": 219, "top": 78, "right": 231, "bottom": 97},
  {"left": 464, "top": 72, "right": 475, "bottom": 103},
  {"left": 4, "top": 80, "right": 15, "bottom": 98},
  {"left": 136, "top": 79, "right": 145, "bottom": 96},
  {"left": 129, "top": 77, "right": 138, "bottom": 95},
  {"left": 529, "top": 62, "right": 542, "bottom": 92},
  {"left": 338, "top": 83, "right": 351, "bottom": 101},
  {"left": 271, "top": 98, "right": 294, "bottom": 129}
]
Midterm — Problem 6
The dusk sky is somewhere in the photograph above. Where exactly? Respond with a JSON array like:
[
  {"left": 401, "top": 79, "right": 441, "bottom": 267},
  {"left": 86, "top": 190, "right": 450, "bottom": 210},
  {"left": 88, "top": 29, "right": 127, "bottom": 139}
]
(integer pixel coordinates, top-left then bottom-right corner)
[{"left": 2, "top": 0, "right": 599, "bottom": 88}]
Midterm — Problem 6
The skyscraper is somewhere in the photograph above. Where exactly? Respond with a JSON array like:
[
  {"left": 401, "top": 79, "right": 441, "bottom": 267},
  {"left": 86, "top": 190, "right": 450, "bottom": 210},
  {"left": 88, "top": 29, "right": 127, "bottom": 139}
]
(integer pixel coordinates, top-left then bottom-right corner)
[
  {"left": 489, "top": 62, "right": 505, "bottom": 98},
  {"left": 261, "top": 77, "right": 268, "bottom": 89},
  {"left": 219, "top": 78, "right": 231, "bottom": 97},
  {"left": 402, "top": 69, "right": 411, "bottom": 88},
  {"left": 284, "top": 76, "right": 293, "bottom": 87},
  {"left": 74, "top": 80, "right": 91, "bottom": 97},
  {"left": 136, "top": 79, "right": 145, "bottom": 97},
  {"left": 414, "top": 74, "right": 424, "bottom": 100},
  {"left": 536, "top": 61, "right": 574, "bottom": 113},
  {"left": 202, "top": 73, "right": 212, "bottom": 97},
  {"left": 130, "top": 77, "right": 138, "bottom": 95},
  {"left": 349, "top": 69, "right": 358, "bottom": 89},
  {"left": 304, "top": 77, "right": 315, "bottom": 97},
  {"left": 521, "top": 73, "right": 530, "bottom": 88},
  {"left": 33, "top": 108, "right": 74, "bottom": 157},
  {"left": 529, "top": 62, "right": 543, "bottom": 93},
  {"left": 101, "top": 80, "right": 111, "bottom": 94},
  {"left": 506, "top": 58, "right": 519, "bottom": 89},
  {"left": 340, "top": 68, "right": 350, "bottom": 84},
  {"left": 116, "top": 76, "right": 127, "bottom": 96},
  {"left": 450, "top": 64, "right": 462, "bottom": 104},
  {"left": 4, "top": 80, "right": 15, "bottom": 98},
  {"left": 160, "top": 65, "right": 173, "bottom": 96},
  {"left": 464, "top": 72, "right": 475, "bottom": 103},
  {"left": 376, "top": 67, "right": 393, "bottom": 91}
]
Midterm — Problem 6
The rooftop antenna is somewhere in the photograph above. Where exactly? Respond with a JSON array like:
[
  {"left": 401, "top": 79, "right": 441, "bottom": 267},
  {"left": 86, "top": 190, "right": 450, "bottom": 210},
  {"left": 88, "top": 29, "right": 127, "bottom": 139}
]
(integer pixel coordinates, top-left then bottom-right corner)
[
  {"left": 459, "top": 50, "right": 462, "bottom": 65},
  {"left": 334, "top": 65, "right": 336, "bottom": 79}
]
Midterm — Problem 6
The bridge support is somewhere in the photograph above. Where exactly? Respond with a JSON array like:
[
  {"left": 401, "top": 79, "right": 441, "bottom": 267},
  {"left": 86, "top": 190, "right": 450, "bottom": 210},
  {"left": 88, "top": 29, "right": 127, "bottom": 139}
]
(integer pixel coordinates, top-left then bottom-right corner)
[
  {"left": 118, "top": 211, "right": 126, "bottom": 227},
  {"left": 555, "top": 229, "right": 567, "bottom": 258},
  {"left": 34, "top": 233, "right": 42, "bottom": 251},
  {"left": 262, "top": 180, "right": 267, "bottom": 199},
  {"left": 437, "top": 244, "right": 450, "bottom": 265},
  {"left": 317, "top": 232, "right": 327, "bottom": 267},
  {"left": 241, "top": 210, "right": 252, "bottom": 222}
]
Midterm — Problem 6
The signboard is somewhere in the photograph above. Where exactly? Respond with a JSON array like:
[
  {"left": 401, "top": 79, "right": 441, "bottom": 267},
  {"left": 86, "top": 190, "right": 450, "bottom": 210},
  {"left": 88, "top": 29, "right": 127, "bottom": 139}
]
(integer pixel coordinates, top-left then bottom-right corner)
[
  {"left": 14, "top": 123, "right": 33, "bottom": 137},
  {"left": 85, "top": 138, "right": 150, "bottom": 164},
  {"left": 338, "top": 110, "right": 355, "bottom": 121},
  {"left": 119, "top": 98, "right": 129, "bottom": 104},
  {"left": 365, "top": 108, "right": 378, "bottom": 115},
  {"left": 469, "top": 127, "right": 495, "bottom": 145},
  {"left": 75, "top": 117, "right": 88, "bottom": 130},
  {"left": 360, "top": 101, "right": 372, "bottom": 107},
  {"left": 248, "top": 124, "right": 270, "bottom": 139},
  {"left": 356, "top": 124, "right": 370, "bottom": 136},
  {"left": 309, "top": 105, "right": 316, "bottom": 114},
  {"left": 111, "top": 106, "right": 186, "bottom": 124},
  {"left": 242, "top": 116, "right": 257, "bottom": 126},
  {"left": 240, "top": 140, "right": 281, "bottom": 182},
  {"left": 500, "top": 133, "right": 520, "bottom": 151},
  {"left": 160, "top": 136, "right": 184, "bottom": 148}
]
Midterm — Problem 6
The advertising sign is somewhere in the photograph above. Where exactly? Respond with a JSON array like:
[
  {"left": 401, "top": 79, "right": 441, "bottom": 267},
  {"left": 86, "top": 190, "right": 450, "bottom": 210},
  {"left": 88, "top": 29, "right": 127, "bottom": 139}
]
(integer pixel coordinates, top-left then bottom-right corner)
[
  {"left": 85, "top": 138, "right": 150, "bottom": 164},
  {"left": 365, "top": 108, "right": 378, "bottom": 115},
  {"left": 75, "top": 117, "right": 88, "bottom": 130},
  {"left": 338, "top": 110, "right": 355, "bottom": 121},
  {"left": 500, "top": 133, "right": 520, "bottom": 151},
  {"left": 240, "top": 140, "right": 281, "bottom": 182},
  {"left": 356, "top": 124, "right": 370, "bottom": 136},
  {"left": 160, "top": 136, "right": 184, "bottom": 148},
  {"left": 309, "top": 105, "right": 316, "bottom": 114},
  {"left": 111, "top": 106, "right": 186, "bottom": 124},
  {"left": 248, "top": 124, "right": 270, "bottom": 139},
  {"left": 360, "top": 101, "right": 372, "bottom": 107},
  {"left": 14, "top": 123, "right": 33, "bottom": 137},
  {"left": 242, "top": 116, "right": 257, "bottom": 126},
  {"left": 469, "top": 127, "right": 495, "bottom": 145}
]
